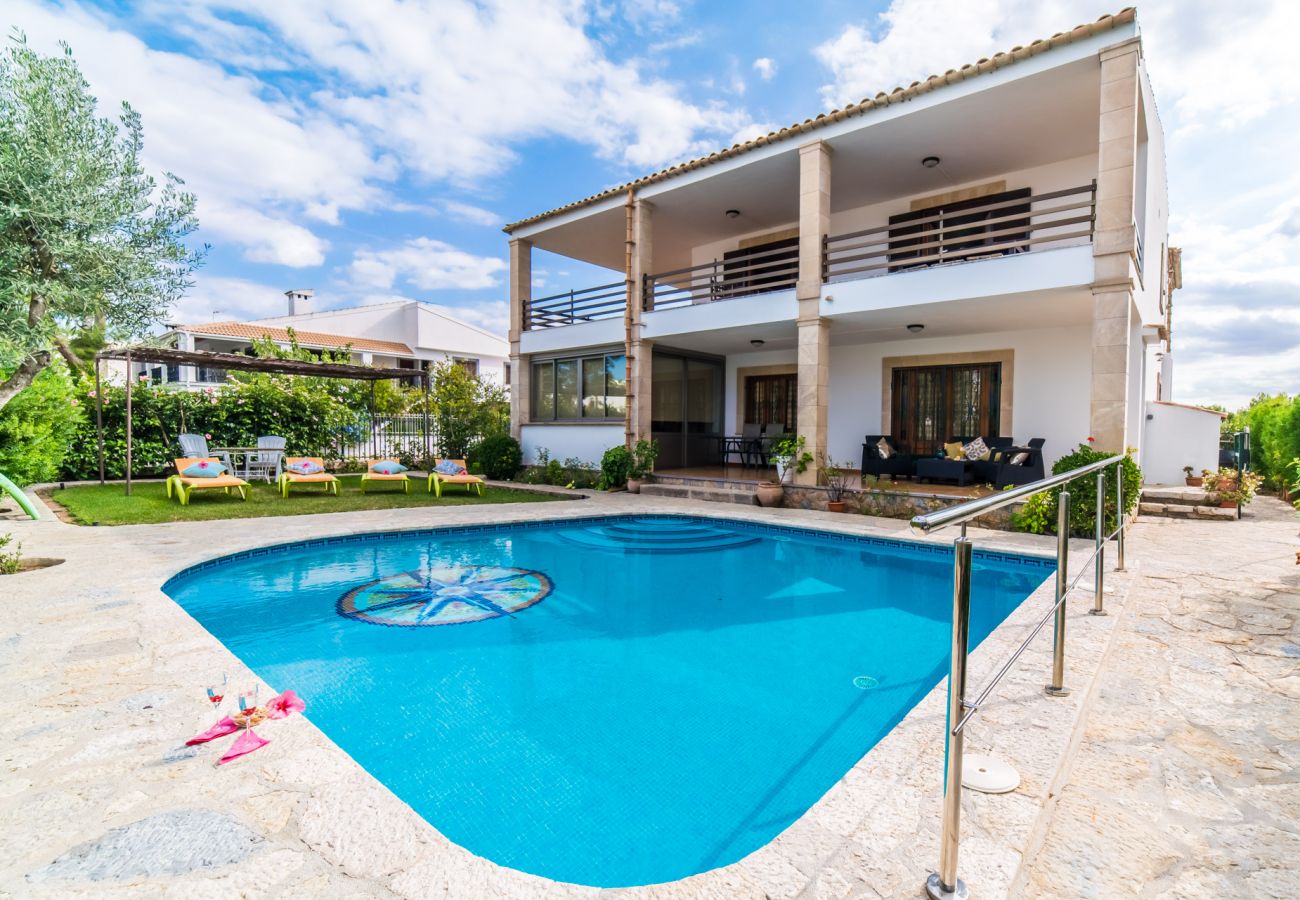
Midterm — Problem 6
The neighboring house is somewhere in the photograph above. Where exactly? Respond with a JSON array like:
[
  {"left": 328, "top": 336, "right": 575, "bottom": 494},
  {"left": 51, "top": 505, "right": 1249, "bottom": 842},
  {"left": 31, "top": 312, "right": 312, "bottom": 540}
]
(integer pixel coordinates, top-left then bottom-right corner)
[
  {"left": 503, "top": 9, "right": 1197, "bottom": 482},
  {"left": 134, "top": 291, "right": 509, "bottom": 389}
]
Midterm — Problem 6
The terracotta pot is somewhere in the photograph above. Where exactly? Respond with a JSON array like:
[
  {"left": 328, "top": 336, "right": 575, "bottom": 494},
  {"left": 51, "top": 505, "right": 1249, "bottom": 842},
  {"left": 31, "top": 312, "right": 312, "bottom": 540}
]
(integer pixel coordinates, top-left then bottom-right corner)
[
  {"left": 755, "top": 481, "right": 784, "bottom": 508},
  {"left": 626, "top": 478, "right": 642, "bottom": 494},
  {"left": 1184, "top": 477, "right": 1203, "bottom": 487},
  {"left": 1219, "top": 498, "right": 1237, "bottom": 509},
  {"left": 827, "top": 500, "right": 847, "bottom": 513}
]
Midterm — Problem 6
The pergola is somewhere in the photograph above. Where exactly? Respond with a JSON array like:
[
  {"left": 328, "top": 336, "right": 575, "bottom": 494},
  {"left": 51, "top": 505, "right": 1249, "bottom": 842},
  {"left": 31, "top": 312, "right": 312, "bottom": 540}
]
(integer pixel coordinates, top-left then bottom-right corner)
[{"left": 94, "top": 346, "right": 431, "bottom": 495}]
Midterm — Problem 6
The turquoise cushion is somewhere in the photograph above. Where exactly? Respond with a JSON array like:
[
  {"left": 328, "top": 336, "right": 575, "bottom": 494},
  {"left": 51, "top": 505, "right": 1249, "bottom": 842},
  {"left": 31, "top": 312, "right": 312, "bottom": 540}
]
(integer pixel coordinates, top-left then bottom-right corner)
[
  {"left": 287, "top": 460, "right": 324, "bottom": 475},
  {"left": 435, "top": 459, "right": 466, "bottom": 475},
  {"left": 371, "top": 461, "right": 407, "bottom": 475},
  {"left": 182, "top": 461, "right": 226, "bottom": 478}
]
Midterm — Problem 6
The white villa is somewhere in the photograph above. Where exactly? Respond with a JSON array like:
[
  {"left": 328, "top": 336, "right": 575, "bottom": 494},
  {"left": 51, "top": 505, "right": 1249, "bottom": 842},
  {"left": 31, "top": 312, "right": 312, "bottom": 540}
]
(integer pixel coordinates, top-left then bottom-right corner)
[
  {"left": 134, "top": 291, "right": 509, "bottom": 389},
  {"left": 503, "top": 9, "right": 1215, "bottom": 484}
]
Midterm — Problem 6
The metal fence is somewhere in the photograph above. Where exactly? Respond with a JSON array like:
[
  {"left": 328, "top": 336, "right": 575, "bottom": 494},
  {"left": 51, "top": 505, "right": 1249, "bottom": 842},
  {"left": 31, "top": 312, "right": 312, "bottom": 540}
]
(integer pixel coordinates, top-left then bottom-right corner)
[
  {"left": 909, "top": 454, "right": 1128, "bottom": 900},
  {"left": 332, "top": 415, "right": 433, "bottom": 464}
]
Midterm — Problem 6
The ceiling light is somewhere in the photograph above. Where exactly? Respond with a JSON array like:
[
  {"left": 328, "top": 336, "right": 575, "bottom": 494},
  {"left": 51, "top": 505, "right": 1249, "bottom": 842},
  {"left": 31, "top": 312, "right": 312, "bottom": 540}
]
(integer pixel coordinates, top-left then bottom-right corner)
[
  {"left": 907, "top": 323, "right": 925, "bottom": 333},
  {"left": 921, "top": 156, "right": 941, "bottom": 168},
  {"left": 726, "top": 209, "right": 741, "bottom": 218},
  {"left": 750, "top": 339, "right": 765, "bottom": 347}
]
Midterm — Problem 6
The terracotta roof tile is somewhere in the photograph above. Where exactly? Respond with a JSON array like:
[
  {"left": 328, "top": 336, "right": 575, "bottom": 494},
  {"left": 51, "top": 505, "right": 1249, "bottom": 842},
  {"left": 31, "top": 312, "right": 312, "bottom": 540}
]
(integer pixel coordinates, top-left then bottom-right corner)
[
  {"left": 177, "top": 322, "right": 413, "bottom": 356},
  {"left": 503, "top": 8, "right": 1136, "bottom": 233}
]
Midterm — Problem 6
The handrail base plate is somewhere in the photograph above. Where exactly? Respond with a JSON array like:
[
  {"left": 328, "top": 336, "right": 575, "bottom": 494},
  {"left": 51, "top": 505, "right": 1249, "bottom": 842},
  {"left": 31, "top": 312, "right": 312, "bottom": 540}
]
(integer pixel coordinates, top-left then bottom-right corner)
[{"left": 926, "top": 873, "right": 970, "bottom": 900}]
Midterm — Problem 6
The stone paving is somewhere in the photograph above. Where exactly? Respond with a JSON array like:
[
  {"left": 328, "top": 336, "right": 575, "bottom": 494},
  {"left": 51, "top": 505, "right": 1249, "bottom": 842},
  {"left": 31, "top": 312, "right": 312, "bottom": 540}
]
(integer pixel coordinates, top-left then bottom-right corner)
[
  {"left": 0, "top": 484, "right": 1292, "bottom": 898},
  {"left": 1021, "top": 497, "right": 1299, "bottom": 899}
]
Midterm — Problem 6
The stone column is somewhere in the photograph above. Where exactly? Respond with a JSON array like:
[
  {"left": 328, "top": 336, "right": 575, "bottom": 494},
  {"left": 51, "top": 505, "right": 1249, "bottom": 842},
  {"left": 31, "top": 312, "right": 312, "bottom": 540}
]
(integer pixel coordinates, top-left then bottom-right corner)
[
  {"left": 508, "top": 238, "right": 531, "bottom": 440},
  {"left": 1090, "top": 38, "right": 1141, "bottom": 453},
  {"left": 626, "top": 198, "right": 654, "bottom": 443},
  {"left": 795, "top": 140, "right": 831, "bottom": 485}
]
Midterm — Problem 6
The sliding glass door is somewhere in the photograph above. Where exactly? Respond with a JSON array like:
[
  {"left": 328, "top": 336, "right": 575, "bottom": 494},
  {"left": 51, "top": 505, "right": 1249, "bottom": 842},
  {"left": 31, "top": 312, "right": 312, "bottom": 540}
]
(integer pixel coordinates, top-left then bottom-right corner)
[
  {"left": 651, "top": 351, "right": 723, "bottom": 469},
  {"left": 891, "top": 363, "right": 1001, "bottom": 457}
]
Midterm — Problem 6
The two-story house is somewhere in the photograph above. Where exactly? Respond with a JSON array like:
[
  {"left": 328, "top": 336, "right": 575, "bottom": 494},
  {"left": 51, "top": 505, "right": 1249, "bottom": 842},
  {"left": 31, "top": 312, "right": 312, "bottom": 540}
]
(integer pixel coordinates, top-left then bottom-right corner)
[
  {"left": 135, "top": 291, "right": 509, "bottom": 390},
  {"left": 503, "top": 9, "right": 1183, "bottom": 485}
]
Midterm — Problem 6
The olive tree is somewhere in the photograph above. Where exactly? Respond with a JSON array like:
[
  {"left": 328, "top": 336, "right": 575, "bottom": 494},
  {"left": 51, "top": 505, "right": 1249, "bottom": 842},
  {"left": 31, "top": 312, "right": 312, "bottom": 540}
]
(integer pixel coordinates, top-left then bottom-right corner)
[{"left": 0, "top": 34, "right": 203, "bottom": 409}]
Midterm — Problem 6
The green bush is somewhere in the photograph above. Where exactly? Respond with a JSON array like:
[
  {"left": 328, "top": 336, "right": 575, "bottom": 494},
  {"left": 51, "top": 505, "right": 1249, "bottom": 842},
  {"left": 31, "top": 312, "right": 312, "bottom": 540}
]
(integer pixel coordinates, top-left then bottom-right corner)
[
  {"left": 1239, "top": 394, "right": 1300, "bottom": 490},
  {"left": 471, "top": 434, "right": 522, "bottom": 480},
  {"left": 1010, "top": 442, "right": 1141, "bottom": 537},
  {"left": 600, "top": 445, "right": 632, "bottom": 489},
  {"left": 0, "top": 365, "right": 81, "bottom": 485}
]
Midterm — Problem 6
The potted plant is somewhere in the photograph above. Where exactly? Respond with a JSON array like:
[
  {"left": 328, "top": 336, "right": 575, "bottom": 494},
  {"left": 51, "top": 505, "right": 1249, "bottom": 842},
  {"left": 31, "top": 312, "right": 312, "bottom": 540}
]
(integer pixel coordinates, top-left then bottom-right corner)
[
  {"left": 821, "top": 458, "right": 853, "bottom": 512},
  {"left": 756, "top": 434, "right": 813, "bottom": 508},
  {"left": 626, "top": 438, "right": 658, "bottom": 493},
  {"left": 1202, "top": 467, "right": 1262, "bottom": 508},
  {"left": 1183, "top": 465, "right": 1202, "bottom": 487}
]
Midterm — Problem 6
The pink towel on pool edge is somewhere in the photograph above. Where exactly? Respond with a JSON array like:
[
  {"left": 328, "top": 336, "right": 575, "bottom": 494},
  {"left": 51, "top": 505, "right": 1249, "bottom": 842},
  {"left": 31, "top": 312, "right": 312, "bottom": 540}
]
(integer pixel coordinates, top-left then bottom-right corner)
[
  {"left": 217, "top": 728, "right": 269, "bottom": 765},
  {"left": 187, "top": 716, "right": 239, "bottom": 745}
]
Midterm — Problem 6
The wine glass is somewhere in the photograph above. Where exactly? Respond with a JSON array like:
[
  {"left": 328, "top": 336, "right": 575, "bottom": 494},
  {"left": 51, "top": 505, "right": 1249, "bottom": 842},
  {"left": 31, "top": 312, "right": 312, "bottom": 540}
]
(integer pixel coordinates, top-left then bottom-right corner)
[
  {"left": 204, "top": 673, "right": 227, "bottom": 724},
  {"left": 237, "top": 684, "right": 260, "bottom": 718}
]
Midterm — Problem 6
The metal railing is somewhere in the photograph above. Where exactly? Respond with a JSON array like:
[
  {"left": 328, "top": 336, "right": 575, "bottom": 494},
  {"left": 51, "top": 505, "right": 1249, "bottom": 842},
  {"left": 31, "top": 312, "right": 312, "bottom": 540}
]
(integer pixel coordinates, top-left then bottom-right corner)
[
  {"left": 643, "top": 242, "right": 799, "bottom": 310},
  {"left": 910, "top": 454, "right": 1128, "bottom": 900},
  {"left": 526, "top": 280, "right": 628, "bottom": 329},
  {"left": 824, "top": 183, "right": 1096, "bottom": 285}
]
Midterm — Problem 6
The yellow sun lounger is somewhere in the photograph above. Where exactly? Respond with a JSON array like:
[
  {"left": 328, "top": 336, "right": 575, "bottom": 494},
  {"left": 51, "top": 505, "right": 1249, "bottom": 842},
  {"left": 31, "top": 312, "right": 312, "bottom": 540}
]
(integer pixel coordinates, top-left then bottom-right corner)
[
  {"left": 360, "top": 459, "right": 410, "bottom": 493},
  {"left": 427, "top": 459, "right": 485, "bottom": 497},
  {"left": 166, "top": 457, "right": 250, "bottom": 505},
  {"left": 278, "top": 457, "right": 339, "bottom": 497}
]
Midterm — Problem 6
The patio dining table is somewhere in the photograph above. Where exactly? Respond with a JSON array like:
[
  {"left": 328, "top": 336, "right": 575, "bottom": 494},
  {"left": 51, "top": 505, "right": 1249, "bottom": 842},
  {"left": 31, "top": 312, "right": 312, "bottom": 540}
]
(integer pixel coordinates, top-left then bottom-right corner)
[
  {"left": 717, "top": 435, "right": 766, "bottom": 470},
  {"left": 212, "top": 446, "right": 282, "bottom": 483}
]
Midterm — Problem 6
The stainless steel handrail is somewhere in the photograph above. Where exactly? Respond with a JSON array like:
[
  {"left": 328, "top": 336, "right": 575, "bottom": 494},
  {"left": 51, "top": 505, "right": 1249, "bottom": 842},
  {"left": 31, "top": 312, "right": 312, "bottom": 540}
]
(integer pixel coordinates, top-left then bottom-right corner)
[{"left": 918, "top": 453, "right": 1128, "bottom": 900}]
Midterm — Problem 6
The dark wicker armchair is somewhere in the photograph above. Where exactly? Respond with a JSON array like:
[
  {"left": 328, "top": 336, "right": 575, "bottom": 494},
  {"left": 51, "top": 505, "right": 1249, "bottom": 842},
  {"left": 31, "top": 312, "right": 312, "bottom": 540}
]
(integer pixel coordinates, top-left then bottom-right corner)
[{"left": 861, "top": 435, "right": 916, "bottom": 479}]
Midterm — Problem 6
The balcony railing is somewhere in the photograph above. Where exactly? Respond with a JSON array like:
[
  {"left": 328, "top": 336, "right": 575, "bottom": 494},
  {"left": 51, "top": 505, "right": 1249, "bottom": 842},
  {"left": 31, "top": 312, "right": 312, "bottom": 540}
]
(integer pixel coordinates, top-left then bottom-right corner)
[
  {"left": 643, "top": 242, "right": 799, "bottom": 311},
  {"left": 823, "top": 182, "right": 1096, "bottom": 283},
  {"left": 526, "top": 280, "right": 627, "bottom": 329}
]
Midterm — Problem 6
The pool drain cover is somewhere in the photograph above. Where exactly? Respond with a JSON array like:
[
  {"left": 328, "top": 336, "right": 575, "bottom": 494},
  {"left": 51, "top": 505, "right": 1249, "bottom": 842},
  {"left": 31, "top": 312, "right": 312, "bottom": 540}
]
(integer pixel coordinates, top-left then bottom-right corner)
[
  {"left": 961, "top": 754, "right": 1020, "bottom": 794},
  {"left": 852, "top": 675, "right": 880, "bottom": 690}
]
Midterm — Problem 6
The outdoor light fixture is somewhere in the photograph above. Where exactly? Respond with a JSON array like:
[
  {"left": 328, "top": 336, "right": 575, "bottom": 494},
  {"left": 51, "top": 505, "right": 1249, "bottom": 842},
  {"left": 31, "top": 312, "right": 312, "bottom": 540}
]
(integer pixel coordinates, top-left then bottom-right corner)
[
  {"left": 907, "top": 323, "right": 925, "bottom": 333},
  {"left": 750, "top": 339, "right": 766, "bottom": 347},
  {"left": 921, "top": 156, "right": 941, "bottom": 168},
  {"left": 726, "top": 209, "right": 741, "bottom": 218}
]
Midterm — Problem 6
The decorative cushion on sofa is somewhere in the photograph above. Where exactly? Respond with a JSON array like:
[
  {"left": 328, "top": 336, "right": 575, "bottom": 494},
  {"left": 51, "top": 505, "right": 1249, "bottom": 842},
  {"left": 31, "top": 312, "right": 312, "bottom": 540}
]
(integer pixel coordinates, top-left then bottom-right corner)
[
  {"left": 962, "top": 437, "right": 989, "bottom": 461},
  {"left": 371, "top": 461, "right": 407, "bottom": 475},
  {"left": 943, "top": 441, "right": 966, "bottom": 460},
  {"left": 287, "top": 460, "right": 324, "bottom": 475},
  {"left": 876, "top": 437, "right": 894, "bottom": 460},
  {"left": 182, "top": 460, "right": 225, "bottom": 477},
  {"left": 1010, "top": 451, "right": 1031, "bottom": 465},
  {"left": 435, "top": 459, "right": 467, "bottom": 475}
]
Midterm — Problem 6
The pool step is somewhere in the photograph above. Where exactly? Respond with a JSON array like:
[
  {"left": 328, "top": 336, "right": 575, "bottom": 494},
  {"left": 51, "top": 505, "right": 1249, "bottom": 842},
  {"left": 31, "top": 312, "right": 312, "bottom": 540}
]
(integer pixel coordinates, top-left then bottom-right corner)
[
  {"left": 639, "top": 482, "right": 756, "bottom": 506},
  {"left": 557, "top": 520, "right": 759, "bottom": 553},
  {"left": 1137, "top": 502, "right": 1236, "bottom": 520}
]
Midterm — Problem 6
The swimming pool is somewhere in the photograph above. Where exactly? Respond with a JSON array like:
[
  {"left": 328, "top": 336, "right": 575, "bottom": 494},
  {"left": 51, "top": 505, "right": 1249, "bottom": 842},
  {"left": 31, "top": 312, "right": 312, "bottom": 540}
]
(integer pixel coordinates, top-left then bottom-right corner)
[{"left": 163, "top": 514, "right": 1052, "bottom": 887}]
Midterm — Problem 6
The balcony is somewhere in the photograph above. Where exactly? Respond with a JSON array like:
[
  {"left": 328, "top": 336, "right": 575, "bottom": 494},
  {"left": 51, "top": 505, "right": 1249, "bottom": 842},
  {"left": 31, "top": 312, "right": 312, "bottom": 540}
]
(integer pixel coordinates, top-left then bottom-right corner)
[{"left": 522, "top": 182, "right": 1095, "bottom": 333}]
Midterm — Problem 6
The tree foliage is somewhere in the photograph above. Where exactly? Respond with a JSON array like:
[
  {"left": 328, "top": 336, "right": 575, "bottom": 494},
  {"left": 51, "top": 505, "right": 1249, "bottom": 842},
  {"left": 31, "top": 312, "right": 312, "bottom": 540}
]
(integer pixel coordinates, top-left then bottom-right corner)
[
  {"left": 429, "top": 360, "right": 508, "bottom": 457},
  {"left": 0, "top": 33, "right": 203, "bottom": 408},
  {"left": 0, "top": 361, "right": 80, "bottom": 483}
]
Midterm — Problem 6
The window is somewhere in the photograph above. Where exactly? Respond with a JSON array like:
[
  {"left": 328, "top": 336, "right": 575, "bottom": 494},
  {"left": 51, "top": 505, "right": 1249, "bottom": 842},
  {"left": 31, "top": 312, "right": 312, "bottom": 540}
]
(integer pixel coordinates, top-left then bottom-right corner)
[
  {"left": 743, "top": 373, "right": 797, "bottom": 432},
  {"left": 531, "top": 353, "right": 625, "bottom": 421},
  {"left": 720, "top": 236, "right": 798, "bottom": 299},
  {"left": 453, "top": 357, "right": 479, "bottom": 377},
  {"left": 891, "top": 363, "right": 1001, "bottom": 457},
  {"left": 888, "top": 189, "right": 1031, "bottom": 272}
]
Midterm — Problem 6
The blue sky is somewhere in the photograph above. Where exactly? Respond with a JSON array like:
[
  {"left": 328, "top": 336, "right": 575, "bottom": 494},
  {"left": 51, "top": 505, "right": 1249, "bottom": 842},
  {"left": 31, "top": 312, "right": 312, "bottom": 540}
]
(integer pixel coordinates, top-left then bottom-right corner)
[{"left": 6, "top": 0, "right": 1300, "bottom": 407}]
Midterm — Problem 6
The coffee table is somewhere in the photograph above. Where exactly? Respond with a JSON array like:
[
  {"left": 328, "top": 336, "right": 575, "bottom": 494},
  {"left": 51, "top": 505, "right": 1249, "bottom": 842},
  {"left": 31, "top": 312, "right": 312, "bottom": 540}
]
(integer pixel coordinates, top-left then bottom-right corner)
[{"left": 916, "top": 457, "right": 973, "bottom": 486}]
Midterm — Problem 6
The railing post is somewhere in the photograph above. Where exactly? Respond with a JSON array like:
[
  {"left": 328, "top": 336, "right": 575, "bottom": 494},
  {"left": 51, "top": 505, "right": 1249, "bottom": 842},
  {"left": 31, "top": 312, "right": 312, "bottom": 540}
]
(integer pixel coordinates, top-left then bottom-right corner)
[
  {"left": 568, "top": 290, "right": 575, "bottom": 325},
  {"left": 1116, "top": 464, "right": 1126, "bottom": 571},
  {"left": 1091, "top": 473, "right": 1107, "bottom": 616},
  {"left": 1046, "top": 490, "right": 1071, "bottom": 696},
  {"left": 926, "top": 536, "right": 973, "bottom": 900}
]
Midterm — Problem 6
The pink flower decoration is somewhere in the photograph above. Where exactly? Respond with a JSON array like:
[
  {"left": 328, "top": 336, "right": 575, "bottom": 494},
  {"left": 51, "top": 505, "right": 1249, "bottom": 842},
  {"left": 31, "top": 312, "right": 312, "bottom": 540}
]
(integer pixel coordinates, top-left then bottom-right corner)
[
  {"left": 266, "top": 689, "right": 305, "bottom": 719},
  {"left": 204, "top": 433, "right": 212, "bottom": 440},
  {"left": 87, "top": 390, "right": 97, "bottom": 398}
]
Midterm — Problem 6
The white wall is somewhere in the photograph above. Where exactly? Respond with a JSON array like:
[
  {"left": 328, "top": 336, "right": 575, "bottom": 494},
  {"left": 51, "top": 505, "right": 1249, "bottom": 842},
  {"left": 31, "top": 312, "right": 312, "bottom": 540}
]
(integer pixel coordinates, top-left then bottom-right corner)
[
  {"left": 1142, "top": 402, "right": 1222, "bottom": 485},
  {"left": 823, "top": 324, "right": 1093, "bottom": 470},
  {"left": 519, "top": 424, "right": 624, "bottom": 467},
  {"left": 1134, "top": 64, "right": 1169, "bottom": 328}
]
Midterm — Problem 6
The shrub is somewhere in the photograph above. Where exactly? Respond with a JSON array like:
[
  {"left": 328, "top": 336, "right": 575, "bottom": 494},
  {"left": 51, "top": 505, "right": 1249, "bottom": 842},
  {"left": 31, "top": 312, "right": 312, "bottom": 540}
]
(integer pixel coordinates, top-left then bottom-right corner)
[
  {"left": 0, "top": 365, "right": 80, "bottom": 485},
  {"left": 628, "top": 438, "right": 659, "bottom": 479},
  {"left": 1010, "top": 491, "right": 1054, "bottom": 534},
  {"left": 1009, "top": 442, "right": 1141, "bottom": 537},
  {"left": 472, "top": 434, "right": 522, "bottom": 480},
  {"left": 0, "top": 533, "right": 21, "bottom": 574},
  {"left": 1238, "top": 394, "right": 1300, "bottom": 490},
  {"left": 600, "top": 445, "right": 632, "bottom": 489}
]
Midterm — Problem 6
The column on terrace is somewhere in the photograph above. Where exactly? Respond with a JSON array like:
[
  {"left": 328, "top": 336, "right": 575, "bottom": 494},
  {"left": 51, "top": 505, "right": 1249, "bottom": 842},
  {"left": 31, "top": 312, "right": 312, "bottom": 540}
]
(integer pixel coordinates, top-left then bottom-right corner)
[
  {"left": 626, "top": 197, "right": 654, "bottom": 444},
  {"left": 508, "top": 237, "right": 532, "bottom": 441},
  {"left": 795, "top": 139, "right": 831, "bottom": 486},
  {"left": 1090, "top": 38, "right": 1141, "bottom": 454}
]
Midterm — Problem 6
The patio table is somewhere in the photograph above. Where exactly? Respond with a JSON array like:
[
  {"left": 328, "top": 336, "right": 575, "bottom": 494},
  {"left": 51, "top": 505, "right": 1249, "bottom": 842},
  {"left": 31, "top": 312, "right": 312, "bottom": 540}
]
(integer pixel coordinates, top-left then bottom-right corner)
[
  {"left": 915, "top": 457, "right": 973, "bottom": 486},
  {"left": 212, "top": 446, "right": 282, "bottom": 483},
  {"left": 718, "top": 436, "right": 765, "bottom": 469}
]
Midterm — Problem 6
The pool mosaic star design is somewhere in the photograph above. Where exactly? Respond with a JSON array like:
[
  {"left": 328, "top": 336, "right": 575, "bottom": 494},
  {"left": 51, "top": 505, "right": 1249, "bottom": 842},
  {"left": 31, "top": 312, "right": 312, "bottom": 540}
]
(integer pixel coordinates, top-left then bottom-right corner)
[{"left": 338, "top": 565, "right": 553, "bottom": 627}]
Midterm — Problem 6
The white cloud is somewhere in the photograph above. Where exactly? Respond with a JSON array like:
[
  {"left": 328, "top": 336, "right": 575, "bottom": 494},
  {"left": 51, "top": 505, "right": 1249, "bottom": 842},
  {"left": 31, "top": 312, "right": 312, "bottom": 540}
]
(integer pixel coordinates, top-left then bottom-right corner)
[
  {"left": 441, "top": 201, "right": 502, "bottom": 228},
  {"left": 168, "top": 275, "right": 290, "bottom": 325},
  {"left": 349, "top": 238, "right": 506, "bottom": 292},
  {"left": 752, "top": 57, "right": 776, "bottom": 81}
]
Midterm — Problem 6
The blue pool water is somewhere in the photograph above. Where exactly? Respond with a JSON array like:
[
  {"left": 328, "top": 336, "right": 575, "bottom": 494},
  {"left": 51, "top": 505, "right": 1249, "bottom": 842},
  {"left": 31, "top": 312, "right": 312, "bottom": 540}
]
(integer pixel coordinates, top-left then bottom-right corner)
[{"left": 163, "top": 515, "right": 1051, "bottom": 887}]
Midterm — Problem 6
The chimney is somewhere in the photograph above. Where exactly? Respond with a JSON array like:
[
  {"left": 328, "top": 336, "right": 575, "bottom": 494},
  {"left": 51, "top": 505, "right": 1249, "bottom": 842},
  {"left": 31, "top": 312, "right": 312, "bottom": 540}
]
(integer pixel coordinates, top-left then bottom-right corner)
[{"left": 285, "top": 288, "right": 314, "bottom": 317}]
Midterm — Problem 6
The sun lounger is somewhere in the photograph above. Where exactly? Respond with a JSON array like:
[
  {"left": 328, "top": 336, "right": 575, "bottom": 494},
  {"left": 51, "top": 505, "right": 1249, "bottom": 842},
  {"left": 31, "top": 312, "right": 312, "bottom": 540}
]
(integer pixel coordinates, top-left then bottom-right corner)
[
  {"left": 166, "top": 457, "right": 250, "bottom": 505},
  {"left": 278, "top": 457, "right": 339, "bottom": 497},
  {"left": 360, "top": 459, "right": 410, "bottom": 493},
  {"left": 427, "top": 458, "right": 484, "bottom": 497}
]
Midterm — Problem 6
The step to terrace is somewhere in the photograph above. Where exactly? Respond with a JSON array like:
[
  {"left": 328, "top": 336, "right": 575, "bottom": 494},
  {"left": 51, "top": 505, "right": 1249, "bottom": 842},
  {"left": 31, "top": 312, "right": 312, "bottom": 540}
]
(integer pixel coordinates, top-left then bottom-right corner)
[
  {"left": 1137, "top": 501, "right": 1236, "bottom": 521},
  {"left": 639, "top": 482, "right": 757, "bottom": 506}
]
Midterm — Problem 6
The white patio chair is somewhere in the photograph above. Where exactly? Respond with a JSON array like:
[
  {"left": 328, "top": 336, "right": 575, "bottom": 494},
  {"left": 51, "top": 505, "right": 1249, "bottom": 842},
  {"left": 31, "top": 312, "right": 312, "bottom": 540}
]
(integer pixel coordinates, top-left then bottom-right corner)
[{"left": 245, "top": 435, "right": 286, "bottom": 483}]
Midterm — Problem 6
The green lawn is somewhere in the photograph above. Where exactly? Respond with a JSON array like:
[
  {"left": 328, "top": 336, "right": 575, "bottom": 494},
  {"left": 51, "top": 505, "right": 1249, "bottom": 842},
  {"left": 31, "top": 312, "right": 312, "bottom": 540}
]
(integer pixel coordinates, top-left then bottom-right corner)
[{"left": 47, "top": 476, "right": 567, "bottom": 525}]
